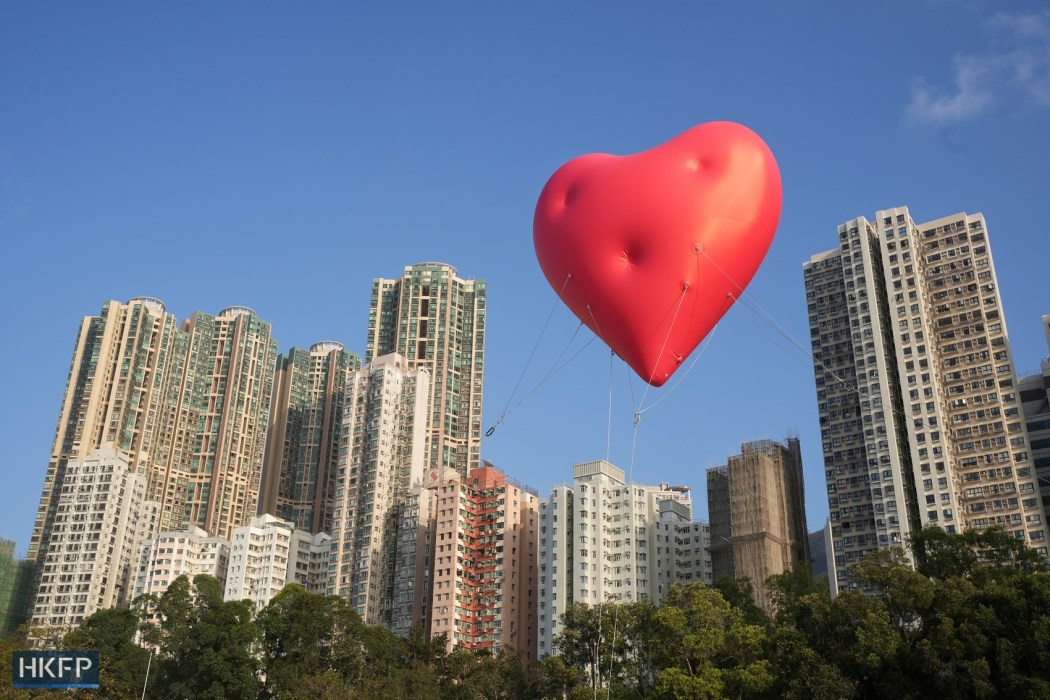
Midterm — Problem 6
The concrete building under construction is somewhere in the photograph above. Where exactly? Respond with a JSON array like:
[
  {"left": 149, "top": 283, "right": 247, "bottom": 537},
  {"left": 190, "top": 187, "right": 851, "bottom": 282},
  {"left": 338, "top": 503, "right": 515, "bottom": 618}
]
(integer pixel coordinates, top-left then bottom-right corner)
[{"left": 707, "top": 437, "right": 810, "bottom": 612}]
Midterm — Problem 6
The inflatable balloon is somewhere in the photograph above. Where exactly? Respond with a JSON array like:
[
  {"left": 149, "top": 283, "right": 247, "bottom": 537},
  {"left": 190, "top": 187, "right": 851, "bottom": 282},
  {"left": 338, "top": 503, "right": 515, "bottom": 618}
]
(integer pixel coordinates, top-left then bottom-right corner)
[{"left": 533, "top": 121, "right": 782, "bottom": 387}]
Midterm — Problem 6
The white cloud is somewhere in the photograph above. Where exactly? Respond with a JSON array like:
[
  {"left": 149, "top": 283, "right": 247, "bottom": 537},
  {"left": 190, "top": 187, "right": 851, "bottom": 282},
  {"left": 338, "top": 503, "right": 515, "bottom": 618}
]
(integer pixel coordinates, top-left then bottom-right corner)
[
  {"left": 1007, "top": 46, "right": 1050, "bottom": 105},
  {"left": 989, "top": 10, "right": 1050, "bottom": 41},
  {"left": 906, "top": 54, "right": 996, "bottom": 124},
  {"left": 905, "top": 10, "right": 1050, "bottom": 124}
]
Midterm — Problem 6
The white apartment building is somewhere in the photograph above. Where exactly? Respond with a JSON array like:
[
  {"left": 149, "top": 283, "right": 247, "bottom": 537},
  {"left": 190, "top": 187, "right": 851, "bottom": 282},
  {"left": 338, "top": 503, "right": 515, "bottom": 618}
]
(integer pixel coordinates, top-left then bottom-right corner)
[
  {"left": 29, "top": 449, "right": 159, "bottom": 631},
  {"left": 223, "top": 513, "right": 324, "bottom": 610},
  {"left": 670, "top": 510, "right": 713, "bottom": 586},
  {"left": 134, "top": 526, "right": 230, "bottom": 599},
  {"left": 306, "top": 532, "right": 333, "bottom": 595},
  {"left": 805, "top": 208, "right": 1048, "bottom": 594},
  {"left": 537, "top": 460, "right": 695, "bottom": 657}
]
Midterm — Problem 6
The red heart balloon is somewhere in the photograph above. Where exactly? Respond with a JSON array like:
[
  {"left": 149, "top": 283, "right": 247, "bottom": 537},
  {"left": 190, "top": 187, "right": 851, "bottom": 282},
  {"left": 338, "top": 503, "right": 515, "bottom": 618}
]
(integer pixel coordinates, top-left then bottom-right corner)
[{"left": 533, "top": 122, "right": 781, "bottom": 387}]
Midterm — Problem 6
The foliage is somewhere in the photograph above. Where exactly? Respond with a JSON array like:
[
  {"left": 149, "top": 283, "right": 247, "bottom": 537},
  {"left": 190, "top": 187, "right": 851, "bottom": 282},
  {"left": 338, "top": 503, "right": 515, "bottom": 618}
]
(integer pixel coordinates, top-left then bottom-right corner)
[
  {"left": 63, "top": 607, "right": 151, "bottom": 698},
  {"left": 139, "top": 574, "right": 261, "bottom": 699},
  {"left": 19, "top": 528, "right": 1050, "bottom": 699}
]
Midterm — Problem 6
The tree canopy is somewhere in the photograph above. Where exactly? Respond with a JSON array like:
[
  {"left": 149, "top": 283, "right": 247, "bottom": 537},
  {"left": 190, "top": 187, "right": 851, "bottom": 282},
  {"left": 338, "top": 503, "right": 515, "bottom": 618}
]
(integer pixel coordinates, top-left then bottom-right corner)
[{"left": 1, "top": 527, "right": 1048, "bottom": 698}]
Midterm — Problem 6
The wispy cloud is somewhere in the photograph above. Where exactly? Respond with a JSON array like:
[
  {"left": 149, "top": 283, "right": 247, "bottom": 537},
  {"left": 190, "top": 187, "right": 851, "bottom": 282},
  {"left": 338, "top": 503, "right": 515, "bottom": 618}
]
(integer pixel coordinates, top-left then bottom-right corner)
[
  {"left": 906, "top": 55, "right": 996, "bottom": 124},
  {"left": 905, "top": 10, "right": 1050, "bottom": 124},
  {"left": 989, "top": 10, "right": 1050, "bottom": 41}
]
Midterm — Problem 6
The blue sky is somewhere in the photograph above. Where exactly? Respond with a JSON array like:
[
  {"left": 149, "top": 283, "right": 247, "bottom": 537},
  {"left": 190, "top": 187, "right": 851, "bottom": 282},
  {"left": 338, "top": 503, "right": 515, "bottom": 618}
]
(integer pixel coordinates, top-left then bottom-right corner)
[{"left": 2, "top": 1, "right": 1049, "bottom": 553}]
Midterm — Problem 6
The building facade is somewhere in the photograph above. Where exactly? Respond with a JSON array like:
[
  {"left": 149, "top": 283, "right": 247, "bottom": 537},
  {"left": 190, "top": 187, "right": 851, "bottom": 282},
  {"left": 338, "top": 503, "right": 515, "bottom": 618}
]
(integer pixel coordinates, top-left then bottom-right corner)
[
  {"left": 174, "top": 307, "right": 278, "bottom": 540},
  {"left": 1019, "top": 315, "right": 1050, "bottom": 513},
  {"left": 259, "top": 341, "right": 361, "bottom": 533},
  {"left": 537, "top": 460, "right": 697, "bottom": 657},
  {"left": 134, "top": 526, "right": 231, "bottom": 600},
  {"left": 327, "top": 354, "right": 429, "bottom": 625},
  {"left": 426, "top": 464, "right": 538, "bottom": 659},
  {"left": 28, "top": 450, "right": 160, "bottom": 631},
  {"left": 366, "top": 263, "right": 486, "bottom": 476},
  {"left": 389, "top": 477, "right": 442, "bottom": 638},
  {"left": 29, "top": 298, "right": 178, "bottom": 569},
  {"left": 707, "top": 438, "right": 809, "bottom": 612},
  {"left": 804, "top": 209, "right": 1048, "bottom": 594},
  {"left": 671, "top": 514, "right": 713, "bottom": 586},
  {"left": 223, "top": 513, "right": 326, "bottom": 609},
  {"left": 29, "top": 299, "right": 278, "bottom": 604}
]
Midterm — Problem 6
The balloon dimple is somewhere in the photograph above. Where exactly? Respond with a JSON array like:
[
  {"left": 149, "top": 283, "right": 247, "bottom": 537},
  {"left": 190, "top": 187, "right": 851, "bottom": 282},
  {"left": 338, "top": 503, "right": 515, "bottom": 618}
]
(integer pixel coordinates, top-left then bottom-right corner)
[
  {"left": 562, "top": 185, "right": 578, "bottom": 208},
  {"left": 619, "top": 243, "right": 644, "bottom": 269}
]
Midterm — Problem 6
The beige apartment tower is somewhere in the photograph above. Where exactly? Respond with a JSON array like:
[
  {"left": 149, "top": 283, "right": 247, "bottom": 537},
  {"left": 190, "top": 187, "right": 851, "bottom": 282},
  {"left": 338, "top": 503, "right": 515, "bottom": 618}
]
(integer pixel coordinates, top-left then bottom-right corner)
[
  {"left": 29, "top": 299, "right": 277, "bottom": 604},
  {"left": 367, "top": 263, "right": 486, "bottom": 476},
  {"left": 259, "top": 341, "right": 361, "bottom": 533},
  {"left": 804, "top": 209, "right": 1048, "bottom": 594},
  {"left": 30, "top": 298, "right": 178, "bottom": 567}
]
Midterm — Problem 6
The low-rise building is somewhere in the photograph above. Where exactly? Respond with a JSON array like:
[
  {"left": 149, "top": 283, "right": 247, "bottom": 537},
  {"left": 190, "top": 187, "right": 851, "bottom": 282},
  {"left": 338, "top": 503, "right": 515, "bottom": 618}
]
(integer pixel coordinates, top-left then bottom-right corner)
[
  {"left": 134, "top": 527, "right": 230, "bottom": 599},
  {"left": 224, "top": 514, "right": 326, "bottom": 610}
]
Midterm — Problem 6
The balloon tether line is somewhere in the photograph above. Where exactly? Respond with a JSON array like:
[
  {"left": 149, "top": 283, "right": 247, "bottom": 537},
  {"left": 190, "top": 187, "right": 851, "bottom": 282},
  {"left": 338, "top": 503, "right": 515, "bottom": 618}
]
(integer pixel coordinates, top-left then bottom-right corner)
[
  {"left": 637, "top": 282, "right": 689, "bottom": 413},
  {"left": 486, "top": 274, "right": 593, "bottom": 436},
  {"left": 635, "top": 245, "right": 715, "bottom": 416},
  {"left": 488, "top": 323, "right": 593, "bottom": 436},
  {"left": 637, "top": 317, "right": 723, "bottom": 416},
  {"left": 703, "top": 246, "right": 938, "bottom": 430},
  {"left": 606, "top": 349, "right": 614, "bottom": 463}
]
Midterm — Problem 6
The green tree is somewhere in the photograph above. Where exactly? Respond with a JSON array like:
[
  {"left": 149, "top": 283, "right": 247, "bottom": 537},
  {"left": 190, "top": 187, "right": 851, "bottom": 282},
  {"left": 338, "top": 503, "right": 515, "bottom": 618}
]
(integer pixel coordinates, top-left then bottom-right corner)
[
  {"left": 537, "top": 653, "right": 584, "bottom": 699},
  {"left": 0, "top": 633, "right": 37, "bottom": 699},
  {"left": 553, "top": 599, "right": 659, "bottom": 697},
  {"left": 149, "top": 574, "right": 261, "bottom": 699},
  {"left": 765, "top": 625, "right": 856, "bottom": 700},
  {"left": 711, "top": 577, "right": 769, "bottom": 627},
  {"left": 765, "top": 560, "right": 828, "bottom": 624},
  {"left": 554, "top": 603, "right": 609, "bottom": 693},
  {"left": 356, "top": 664, "right": 442, "bottom": 699},
  {"left": 63, "top": 607, "right": 151, "bottom": 698},
  {"left": 256, "top": 584, "right": 363, "bottom": 698},
  {"left": 650, "top": 583, "right": 772, "bottom": 699},
  {"left": 850, "top": 547, "right": 935, "bottom": 632}
]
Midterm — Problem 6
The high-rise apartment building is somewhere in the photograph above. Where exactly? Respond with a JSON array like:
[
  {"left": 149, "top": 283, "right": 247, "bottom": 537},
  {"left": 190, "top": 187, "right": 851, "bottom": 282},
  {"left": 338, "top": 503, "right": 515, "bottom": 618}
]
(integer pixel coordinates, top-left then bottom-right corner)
[
  {"left": 537, "top": 460, "right": 696, "bottom": 657},
  {"left": 29, "top": 299, "right": 277, "bottom": 596},
  {"left": 29, "top": 298, "right": 179, "bottom": 568},
  {"left": 259, "top": 341, "right": 361, "bottom": 533},
  {"left": 327, "top": 354, "right": 429, "bottom": 625},
  {"left": 29, "top": 450, "right": 160, "bottom": 631},
  {"left": 1020, "top": 315, "right": 1050, "bottom": 513},
  {"left": 426, "top": 464, "right": 538, "bottom": 659},
  {"left": 134, "top": 526, "right": 231, "bottom": 600},
  {"left": 804, "top": 208, "right": 1048, "bottom": 594},
  {"left": 707, "top": 438, "right": 809, "bottom": 612},
  {"left": 389, "top": 477, "right": 441, "bottom": 638},
  {"left": 367, "top": 263, "right": 486, "bottom": 476},
  {"left": 175, "top": 307, "right": 278, "bottom": 540}
]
